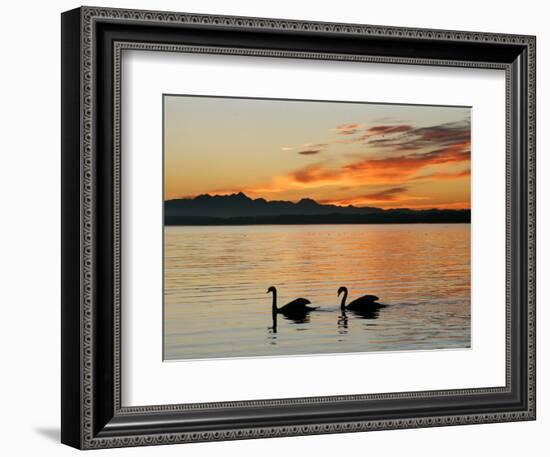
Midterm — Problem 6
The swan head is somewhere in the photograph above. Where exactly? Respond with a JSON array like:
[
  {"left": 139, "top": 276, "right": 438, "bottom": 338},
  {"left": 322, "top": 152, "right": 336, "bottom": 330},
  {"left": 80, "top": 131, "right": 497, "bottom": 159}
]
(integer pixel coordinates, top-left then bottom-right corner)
[
  {"left": 267, "top": 286, "right": 276, "bottom": 294},
  {"left": 337, "top": 286, "right": 347, "bottom": 296}
]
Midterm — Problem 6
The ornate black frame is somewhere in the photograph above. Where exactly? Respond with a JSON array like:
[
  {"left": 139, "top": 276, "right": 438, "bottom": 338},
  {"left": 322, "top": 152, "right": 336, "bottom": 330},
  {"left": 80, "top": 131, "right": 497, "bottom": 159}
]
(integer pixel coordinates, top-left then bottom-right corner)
[{"left": 61, "top": 6, "right": 536, "bottom": 449}]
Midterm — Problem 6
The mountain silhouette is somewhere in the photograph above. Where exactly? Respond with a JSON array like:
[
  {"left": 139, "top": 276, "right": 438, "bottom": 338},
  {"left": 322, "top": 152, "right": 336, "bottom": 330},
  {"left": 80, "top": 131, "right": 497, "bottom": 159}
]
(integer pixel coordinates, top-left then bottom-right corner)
[{"left": 165, "top": 193, "right": 470, "bottom": 225}]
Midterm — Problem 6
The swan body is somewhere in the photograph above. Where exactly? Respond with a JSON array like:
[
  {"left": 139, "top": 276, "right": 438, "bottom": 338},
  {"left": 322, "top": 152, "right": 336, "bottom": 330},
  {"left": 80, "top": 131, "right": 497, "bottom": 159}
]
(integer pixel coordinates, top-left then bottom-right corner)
[
  {"left": 338, "top": 286, "right": 381, "bottom": 311},
  {"left": 278, "top": 297, "right": 314, "bottom": 313},
  {"left": 267, "top": 286, "right": 317, "bottom": 317}
]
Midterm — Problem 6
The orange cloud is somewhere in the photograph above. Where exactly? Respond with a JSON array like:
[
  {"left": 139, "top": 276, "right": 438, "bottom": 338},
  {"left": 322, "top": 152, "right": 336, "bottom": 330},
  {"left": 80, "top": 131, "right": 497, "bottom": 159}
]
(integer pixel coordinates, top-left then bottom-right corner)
[
  {"left": 213, "top": 143, "right": 470, "bottom": 205},
  {"left": 290, "top": 164, "right": 342, "bottom": 184},
  {"left": 346, "top": 143, "right": 469, "bottom": 176},
  {"left": 411, "top": 168, "right": 471, "bottom": 181}
]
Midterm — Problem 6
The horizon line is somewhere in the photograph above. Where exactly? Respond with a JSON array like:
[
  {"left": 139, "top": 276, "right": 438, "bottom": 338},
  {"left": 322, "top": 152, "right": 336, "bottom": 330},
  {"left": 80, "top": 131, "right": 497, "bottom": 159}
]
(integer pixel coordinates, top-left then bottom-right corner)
[{"left": 164, "top": 192, "right": 471, "bottom": 211}]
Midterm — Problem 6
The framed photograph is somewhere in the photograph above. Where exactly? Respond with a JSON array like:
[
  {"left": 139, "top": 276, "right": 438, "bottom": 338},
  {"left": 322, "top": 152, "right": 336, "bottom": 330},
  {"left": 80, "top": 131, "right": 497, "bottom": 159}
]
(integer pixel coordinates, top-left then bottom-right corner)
[{"left": 61, "top": 6, "right": 536, "bottom": 449}]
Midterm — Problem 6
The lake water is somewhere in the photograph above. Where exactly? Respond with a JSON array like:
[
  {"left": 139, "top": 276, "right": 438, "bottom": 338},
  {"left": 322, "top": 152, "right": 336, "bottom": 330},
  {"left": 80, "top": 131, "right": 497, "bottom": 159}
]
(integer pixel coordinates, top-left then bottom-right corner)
[{"left": 164, "top": 224, "right": 470, "bottom": 360}]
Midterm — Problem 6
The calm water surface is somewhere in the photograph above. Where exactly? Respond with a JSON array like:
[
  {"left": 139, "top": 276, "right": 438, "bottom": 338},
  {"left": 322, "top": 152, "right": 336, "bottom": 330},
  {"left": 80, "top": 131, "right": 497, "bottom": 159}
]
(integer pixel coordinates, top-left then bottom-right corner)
[{"left": 164, "top": 224, "right": 470, "bottom": 360}]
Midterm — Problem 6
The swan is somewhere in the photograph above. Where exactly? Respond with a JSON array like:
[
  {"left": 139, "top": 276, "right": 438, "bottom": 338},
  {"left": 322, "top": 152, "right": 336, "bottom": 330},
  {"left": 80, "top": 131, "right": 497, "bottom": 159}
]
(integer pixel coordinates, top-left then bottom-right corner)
[
  {"left": 338, "top": 286, "right": 381, "bottom": 311},
  {"left": 267, "top": 286, "right": 317, "bottom": 318}
]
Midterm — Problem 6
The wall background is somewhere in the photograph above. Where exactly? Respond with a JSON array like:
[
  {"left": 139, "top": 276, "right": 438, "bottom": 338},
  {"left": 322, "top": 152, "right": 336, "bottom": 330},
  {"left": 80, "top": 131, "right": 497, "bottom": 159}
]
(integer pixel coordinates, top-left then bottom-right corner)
[{"left": 0, "top": 0, "right": 545, "bottom": 455}]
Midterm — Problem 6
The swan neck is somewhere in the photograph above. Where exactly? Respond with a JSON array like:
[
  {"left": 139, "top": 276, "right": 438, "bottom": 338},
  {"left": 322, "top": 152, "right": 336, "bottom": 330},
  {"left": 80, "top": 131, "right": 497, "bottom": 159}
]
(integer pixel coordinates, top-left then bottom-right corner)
[
  {"left": 271, "top": 289, "right": 277, "bottom": 312},
  {"left": 340, "top": 289, "right": 348, "bottom": 310}
]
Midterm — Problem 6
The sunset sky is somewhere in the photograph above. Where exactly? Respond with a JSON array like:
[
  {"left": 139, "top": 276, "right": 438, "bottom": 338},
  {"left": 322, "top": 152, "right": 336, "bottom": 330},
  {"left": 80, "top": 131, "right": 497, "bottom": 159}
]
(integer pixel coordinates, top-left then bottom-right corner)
[{"left": 164, "top": 95, "right": 471, "bottom": 209}]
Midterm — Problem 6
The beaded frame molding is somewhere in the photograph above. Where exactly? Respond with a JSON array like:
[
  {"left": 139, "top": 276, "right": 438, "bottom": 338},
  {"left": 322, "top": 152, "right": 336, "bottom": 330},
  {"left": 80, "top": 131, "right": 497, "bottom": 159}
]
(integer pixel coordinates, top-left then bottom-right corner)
[{"left": 61, "top": 6, "right": 536, "bottom": 450}]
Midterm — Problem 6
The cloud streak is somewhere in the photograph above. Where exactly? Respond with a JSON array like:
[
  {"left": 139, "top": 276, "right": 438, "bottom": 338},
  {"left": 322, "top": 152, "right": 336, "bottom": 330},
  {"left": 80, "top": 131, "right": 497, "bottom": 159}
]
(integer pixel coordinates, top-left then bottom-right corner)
[
  {"left": 368, "top": 125, "right": 414, "bottom": 134},
  {"left": 331, "top": 123, "right": 368, "bottom": 135},
  {"left": 360, "top": 186, "right": 409, "bottom": 201},
  {"left": 298, "top": 149, "right": 323, "bottom": 155},
  {"left": 283, "top": 143, "right": 328, "bottom": 155}
]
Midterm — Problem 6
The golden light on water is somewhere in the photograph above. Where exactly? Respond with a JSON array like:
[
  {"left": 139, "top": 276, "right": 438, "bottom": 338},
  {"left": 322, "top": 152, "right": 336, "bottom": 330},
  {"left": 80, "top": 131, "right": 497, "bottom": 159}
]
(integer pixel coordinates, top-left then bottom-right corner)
[{"left": 164, "top": 224, "right": 471, "bottom": 360}]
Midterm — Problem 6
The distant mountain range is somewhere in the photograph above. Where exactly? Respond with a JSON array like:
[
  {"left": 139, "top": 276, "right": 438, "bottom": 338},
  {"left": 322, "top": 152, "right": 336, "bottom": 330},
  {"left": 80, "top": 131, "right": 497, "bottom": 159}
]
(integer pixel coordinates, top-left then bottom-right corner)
[{"left": 164, "top": 193, "right": 470, "bottom": 225}]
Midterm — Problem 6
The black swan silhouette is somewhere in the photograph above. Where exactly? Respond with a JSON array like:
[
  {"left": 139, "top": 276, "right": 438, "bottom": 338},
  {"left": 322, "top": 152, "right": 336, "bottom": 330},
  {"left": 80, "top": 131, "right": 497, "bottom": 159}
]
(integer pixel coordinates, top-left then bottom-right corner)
[
  {"left": 267, "top": 286, "right": 317, "bottom": 320},
  {"left": 338, "top": 286, "right": 383, "bottom": 311}
]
